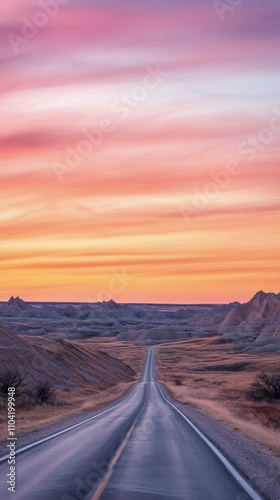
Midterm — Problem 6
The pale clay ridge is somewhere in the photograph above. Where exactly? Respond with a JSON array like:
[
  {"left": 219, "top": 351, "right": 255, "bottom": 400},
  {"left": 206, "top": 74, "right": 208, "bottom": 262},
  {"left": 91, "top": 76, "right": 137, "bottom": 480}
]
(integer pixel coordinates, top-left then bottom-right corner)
[
  {"left": 0, "top": 325, "right": 134, "bottom": 390},
  {"left": 0, "top": 291, "right": 280, "bottom": 352}
]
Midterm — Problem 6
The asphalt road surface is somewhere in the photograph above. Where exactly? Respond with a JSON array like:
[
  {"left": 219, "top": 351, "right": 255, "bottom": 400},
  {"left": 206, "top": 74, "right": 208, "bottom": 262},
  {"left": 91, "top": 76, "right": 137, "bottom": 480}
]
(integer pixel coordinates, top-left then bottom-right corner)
[{"left": 0, "top": 347, "right": 262, "bottom": 500}]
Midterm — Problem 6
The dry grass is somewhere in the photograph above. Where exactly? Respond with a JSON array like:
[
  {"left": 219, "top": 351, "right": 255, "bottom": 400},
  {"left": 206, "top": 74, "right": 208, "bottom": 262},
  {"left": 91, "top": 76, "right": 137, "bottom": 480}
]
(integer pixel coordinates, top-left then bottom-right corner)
[
  {"left": 156, "top": 337, "right": 280, "bottom": 454},
  {"left": 78, "top": 338, "right": 148, "bottom": 376},
  {"left": 0, "top": 381, "right": 134, "bottom": 443}
]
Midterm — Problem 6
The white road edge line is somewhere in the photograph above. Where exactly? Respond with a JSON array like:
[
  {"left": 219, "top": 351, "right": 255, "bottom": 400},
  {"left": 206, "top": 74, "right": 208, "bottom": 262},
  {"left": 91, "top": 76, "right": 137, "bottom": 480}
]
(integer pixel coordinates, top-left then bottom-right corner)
[
  {"left": 0, "top": 384, "right": 138, "bottom": 464},
  {"left": 152, "top": 348, "right": 263, "bottom": 500}
]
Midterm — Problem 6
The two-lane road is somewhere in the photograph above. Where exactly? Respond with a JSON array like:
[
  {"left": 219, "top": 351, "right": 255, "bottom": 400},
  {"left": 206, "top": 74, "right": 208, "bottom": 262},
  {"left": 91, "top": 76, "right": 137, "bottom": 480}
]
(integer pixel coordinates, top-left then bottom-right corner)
[{"left": 0, "top": 348, "right": 261, "bottom": 499}]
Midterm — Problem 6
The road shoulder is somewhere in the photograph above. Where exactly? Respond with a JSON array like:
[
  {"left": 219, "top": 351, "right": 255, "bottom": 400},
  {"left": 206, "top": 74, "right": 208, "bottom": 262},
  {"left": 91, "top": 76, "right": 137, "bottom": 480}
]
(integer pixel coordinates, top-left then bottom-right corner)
[{"left": 160, "top": 384, "right": 280, "bottom": 500}]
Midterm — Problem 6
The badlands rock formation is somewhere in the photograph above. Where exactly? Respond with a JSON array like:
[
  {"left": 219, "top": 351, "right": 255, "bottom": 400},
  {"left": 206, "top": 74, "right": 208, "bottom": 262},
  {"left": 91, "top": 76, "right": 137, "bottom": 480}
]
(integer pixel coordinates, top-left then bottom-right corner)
[
  {"left": 0, "top": 293, "right": 279, "bottom": 352},
  {"left": 218, "top": 291, "right": 280, "bottom": 353},
  {"left": 0, "top": 325, "right": 134, "bottom": 390}
]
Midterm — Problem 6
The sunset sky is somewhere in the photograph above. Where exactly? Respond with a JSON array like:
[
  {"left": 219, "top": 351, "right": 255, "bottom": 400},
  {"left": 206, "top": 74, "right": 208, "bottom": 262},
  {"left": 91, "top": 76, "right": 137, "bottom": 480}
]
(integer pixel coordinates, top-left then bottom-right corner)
[{"left": 0, "top": 0, "right": 280, "bottom": 303}]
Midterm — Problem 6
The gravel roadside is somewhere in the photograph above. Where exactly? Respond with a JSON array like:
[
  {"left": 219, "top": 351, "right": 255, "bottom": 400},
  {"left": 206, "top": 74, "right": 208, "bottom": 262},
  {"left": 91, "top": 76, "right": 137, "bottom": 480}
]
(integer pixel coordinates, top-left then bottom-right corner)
[{"left": 161, "top": 385, "right": 280, "bottom": 500}]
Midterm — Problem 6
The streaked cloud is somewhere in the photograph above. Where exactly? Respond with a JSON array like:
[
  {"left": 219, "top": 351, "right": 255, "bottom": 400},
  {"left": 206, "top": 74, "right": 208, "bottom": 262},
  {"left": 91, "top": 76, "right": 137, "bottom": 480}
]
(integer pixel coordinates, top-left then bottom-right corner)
[{"left": 0, "top": 0, "right": 279, "bottom": 302}]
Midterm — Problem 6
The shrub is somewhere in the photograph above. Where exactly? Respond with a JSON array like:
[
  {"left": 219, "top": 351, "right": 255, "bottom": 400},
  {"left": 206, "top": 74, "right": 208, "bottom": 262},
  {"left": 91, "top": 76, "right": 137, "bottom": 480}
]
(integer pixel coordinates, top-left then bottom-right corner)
[
  {"left": 0, "top": 371, "right": 25, "bottom": 398},
  {"left": 34, "top": 381, "right": 54, "bottom": 405},
  {"left": 248, "top": 372, "right": 280, "bottom": 402},
  {"left": 174, "top": 378, "right": 182, "bottom": 386}
]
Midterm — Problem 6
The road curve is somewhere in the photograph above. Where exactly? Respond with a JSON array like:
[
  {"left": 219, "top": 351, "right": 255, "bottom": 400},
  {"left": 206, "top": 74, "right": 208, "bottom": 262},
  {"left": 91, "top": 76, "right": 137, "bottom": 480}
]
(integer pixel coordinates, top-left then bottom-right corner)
[{"left": 0, "top": 347, "right": 262, "bottom": 500}]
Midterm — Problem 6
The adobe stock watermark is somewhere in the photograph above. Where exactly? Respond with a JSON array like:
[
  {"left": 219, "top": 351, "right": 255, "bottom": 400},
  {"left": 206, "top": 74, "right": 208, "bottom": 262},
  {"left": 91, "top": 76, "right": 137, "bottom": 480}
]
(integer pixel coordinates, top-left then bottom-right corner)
[
  {"left": 180, "top": 106, "right": 280, "bottom": 224},
  {"left": 61, "top": 460, "right": 109, "bottom": 500},
  {"left": 86, "top": 267, "right": 135, "bottom": 304},
  {"left": 213, "top": 0, "right": 244, "bottom": 22},
  {"left": 7, "top": 0, "right": 71, "bottom": 55},
  {"left": 51, "top": 65, "right": 168, "bottom": 183}
]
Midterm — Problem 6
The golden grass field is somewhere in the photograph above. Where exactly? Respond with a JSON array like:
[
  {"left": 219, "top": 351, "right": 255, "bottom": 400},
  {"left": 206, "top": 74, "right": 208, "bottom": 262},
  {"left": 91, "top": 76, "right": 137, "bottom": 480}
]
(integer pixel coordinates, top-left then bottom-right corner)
[{"left": 156, "top": 337, "right": 280, "bottom": 454}]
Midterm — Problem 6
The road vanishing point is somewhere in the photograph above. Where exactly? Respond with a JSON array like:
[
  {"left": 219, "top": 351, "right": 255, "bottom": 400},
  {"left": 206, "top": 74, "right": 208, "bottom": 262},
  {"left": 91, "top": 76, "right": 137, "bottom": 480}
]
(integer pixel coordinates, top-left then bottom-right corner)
[{"left": 0, "top": 347, "right": 262, "bottom": 499}]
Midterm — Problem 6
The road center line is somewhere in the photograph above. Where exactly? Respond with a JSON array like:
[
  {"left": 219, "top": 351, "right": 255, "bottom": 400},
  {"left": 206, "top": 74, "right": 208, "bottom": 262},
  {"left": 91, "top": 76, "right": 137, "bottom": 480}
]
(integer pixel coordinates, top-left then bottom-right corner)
[{"left": 91, "top": 406, "right": 144, "bottom": 500}]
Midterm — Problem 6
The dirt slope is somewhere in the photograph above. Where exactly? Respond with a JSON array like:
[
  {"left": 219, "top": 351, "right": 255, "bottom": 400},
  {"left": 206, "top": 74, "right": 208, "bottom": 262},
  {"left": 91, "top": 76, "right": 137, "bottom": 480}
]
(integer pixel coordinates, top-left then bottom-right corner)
[{"left": 0, "top": 325, "right": 134, "bottom": 390}]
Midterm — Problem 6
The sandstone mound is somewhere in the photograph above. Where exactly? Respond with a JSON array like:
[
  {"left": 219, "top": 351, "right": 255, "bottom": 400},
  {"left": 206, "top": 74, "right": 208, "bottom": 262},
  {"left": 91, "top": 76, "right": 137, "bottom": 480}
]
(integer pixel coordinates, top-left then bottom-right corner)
[
  {"left": 218, "top": 291, "right": 280, "bottom": 353},
  {"left": 220, "top": 291, "right": 280, "bottom": 329},
  {"left": 0, "top": 325, "right": 134, "bottom": 390}
]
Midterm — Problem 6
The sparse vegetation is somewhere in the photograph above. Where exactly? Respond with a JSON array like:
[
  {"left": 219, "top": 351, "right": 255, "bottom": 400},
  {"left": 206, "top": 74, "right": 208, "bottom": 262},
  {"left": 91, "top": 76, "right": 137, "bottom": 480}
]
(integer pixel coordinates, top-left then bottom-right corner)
[
  {"left": 34, "top": 381, "right": 55, "bottom": 405},
  {"left": 0, "top": 371, "right": 55, "bottom": 407},
  {"left": 0, "top": 370, "right": 25, "bottom": 398},
  {"left": 174, "top": 377, "right": 182, "bottom": 386},
  {"left": 156, "top": 338, "right": 280, "bottom": 453},
  {"left": 248, "top": 372, "right": 280, "bottom": 402}
]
